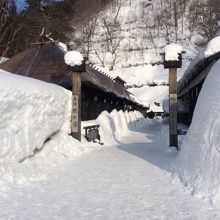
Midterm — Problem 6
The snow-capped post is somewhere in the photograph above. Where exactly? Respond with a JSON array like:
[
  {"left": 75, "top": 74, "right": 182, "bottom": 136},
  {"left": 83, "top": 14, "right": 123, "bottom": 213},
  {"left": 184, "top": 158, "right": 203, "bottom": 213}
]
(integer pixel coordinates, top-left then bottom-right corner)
[
  {"left": 64, "top": 51, "right": 86, "bottom": 141},
  {"left": 162, "top": 44, "right": 184, "bottom": 149}
]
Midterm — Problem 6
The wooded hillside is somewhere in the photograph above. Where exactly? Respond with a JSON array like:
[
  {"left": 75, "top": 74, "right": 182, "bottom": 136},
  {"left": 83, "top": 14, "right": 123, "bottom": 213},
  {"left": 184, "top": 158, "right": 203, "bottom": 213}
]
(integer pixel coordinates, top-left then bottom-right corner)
[
  {"left": 0, "top": 0, "right": 111, "bottom": 58},
  {"left": 1, "top": 0, "right": 220, "bottom": 59}
]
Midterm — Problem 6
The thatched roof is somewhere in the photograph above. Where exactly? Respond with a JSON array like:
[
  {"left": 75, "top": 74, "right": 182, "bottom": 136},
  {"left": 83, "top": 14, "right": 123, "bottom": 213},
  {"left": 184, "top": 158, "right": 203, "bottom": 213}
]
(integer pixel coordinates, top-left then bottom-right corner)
[
  {"left": 83, "top": 64, "right": 132, "bottom": 100},
  {"left": 0, "top": 42, "right": 143, "bottom": 106},
  {"left": 0, "top": 42, "right": 71, "bottom": 84}
]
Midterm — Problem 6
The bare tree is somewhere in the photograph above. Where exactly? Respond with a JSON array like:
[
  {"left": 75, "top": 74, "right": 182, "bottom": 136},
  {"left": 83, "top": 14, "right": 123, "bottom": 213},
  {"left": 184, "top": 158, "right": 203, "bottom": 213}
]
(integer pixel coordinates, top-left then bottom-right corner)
[
  {"left": 73, "top": 16, "right": 97, "bottom": 59},
  {"left": 94, "top": 45, "right": 106, "bottom": 67},
  {"left": 155, "top": 7, "right": 174, "bottom": 44},
  {"left": 188, "top": 0, "right": 220, "bottom": 46},
  {"left": 101, "top": 17, "right": 123, "bottom": 70},
  {"left": 144, "top": 21, "right": 158, "bottom": 55},
  {"left": 0, "top": 0, "right": 21, "bottom": 59},
  {"left": 94, "top": 0, "right": 124, "bottom": 70}
]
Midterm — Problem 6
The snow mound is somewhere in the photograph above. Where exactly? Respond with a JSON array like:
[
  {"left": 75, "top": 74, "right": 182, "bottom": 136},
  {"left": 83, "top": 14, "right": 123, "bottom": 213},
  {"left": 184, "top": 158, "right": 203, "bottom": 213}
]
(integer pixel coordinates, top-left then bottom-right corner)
[
  {"left": 0, "top": 69, "right": 70, "bottom": 163},
  {"left": 204, "top": 36, "right": 220, "bottom": 58},
  {"left": 58, "top": 42, "right": 68, "bottom": 52},
  {"left": 64, "top": 51, "right": 83, "bottom": 66},
  {"left": 95, "top": 110, "right": 144, "bottom": 144},
  {"left": 179, "top": 36, "right": 220, "bottom": 91},
  {"left": 173, "top": 59, "right": 220, "bottom": 202},
  {"left": 0, "top": 86, "right": 144, "bottom": 187},
  {"left": 164, "top": 43, "right": 183, "bottom": 61}
]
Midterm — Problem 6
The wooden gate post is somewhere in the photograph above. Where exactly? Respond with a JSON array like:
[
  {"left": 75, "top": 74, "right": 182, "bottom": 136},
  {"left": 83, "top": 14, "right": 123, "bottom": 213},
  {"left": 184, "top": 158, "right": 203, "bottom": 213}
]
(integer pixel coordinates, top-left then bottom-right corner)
[
  {"left": 169, "top": 68, "right": 178, "bottom": 148},
  {"left": 162, "top": 45, "right": 184, "bottom": 149},
  {"left": 71, "top": 71, "right": 82, "bottom": 141},
  {"left": 70, "top": 61, "right": 86, "bottom": 142}
]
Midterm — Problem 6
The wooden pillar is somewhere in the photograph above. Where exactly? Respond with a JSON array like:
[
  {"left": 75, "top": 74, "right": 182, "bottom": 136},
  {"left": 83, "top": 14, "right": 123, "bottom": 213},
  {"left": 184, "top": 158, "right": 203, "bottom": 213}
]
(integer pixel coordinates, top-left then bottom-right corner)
[
  {"left": 169, "top": 68, "right": 178, "bottom": 148},
  {"left": 71, "top": 71, "right": 81, "bottom": 141}
]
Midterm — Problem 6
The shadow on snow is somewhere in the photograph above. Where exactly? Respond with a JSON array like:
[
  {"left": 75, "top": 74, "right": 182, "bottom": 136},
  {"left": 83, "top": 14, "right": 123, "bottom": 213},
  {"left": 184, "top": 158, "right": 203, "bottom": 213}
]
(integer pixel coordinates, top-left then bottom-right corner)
[{"left": 116, "top": 119, "right": 178, "bottom": 173}]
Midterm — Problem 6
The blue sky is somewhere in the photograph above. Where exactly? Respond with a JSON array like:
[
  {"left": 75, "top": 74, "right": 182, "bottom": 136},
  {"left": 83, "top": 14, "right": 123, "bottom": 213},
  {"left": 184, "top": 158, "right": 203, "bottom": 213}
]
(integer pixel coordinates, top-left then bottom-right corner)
[
  {"left": 16, "top": 0, "right": 26, "bottom": 9},
  {"left": 15, "top": 0, "right": 63, "bottom": 9}
]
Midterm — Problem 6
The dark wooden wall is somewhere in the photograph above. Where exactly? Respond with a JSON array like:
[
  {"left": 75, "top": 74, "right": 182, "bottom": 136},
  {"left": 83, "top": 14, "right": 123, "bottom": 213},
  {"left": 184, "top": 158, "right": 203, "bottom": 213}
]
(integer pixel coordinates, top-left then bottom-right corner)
[
  {"left": 81, "top": 85, "right": 146, "bottom": 121},
  {"left": 178, "top": 80, "right": 204, "bottom": 125},
  {"left": 66, "top": 83, "right": 147, "bottom": 121}
]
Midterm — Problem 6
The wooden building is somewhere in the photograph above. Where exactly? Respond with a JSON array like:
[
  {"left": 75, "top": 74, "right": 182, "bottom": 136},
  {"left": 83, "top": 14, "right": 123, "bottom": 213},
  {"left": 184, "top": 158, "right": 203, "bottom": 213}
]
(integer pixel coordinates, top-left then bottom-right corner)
[
  {"left": 0, "top": 41, "right": 147, "bottom": 120},
  {"left": 177, "top": 50, "right": 220, "bottom": 125}
]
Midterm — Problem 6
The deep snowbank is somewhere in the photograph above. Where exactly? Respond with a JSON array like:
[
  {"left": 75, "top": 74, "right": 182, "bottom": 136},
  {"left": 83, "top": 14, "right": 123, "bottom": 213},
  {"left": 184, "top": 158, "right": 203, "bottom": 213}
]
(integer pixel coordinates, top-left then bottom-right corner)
[
  {"left": 34, "top": 110, "right": 144, "bottom": 167},
  {"left": 173, "top": 59, "right": 220, "bottom": 203},
  {"left": 0, "top": 71, "right": 144, "bottom": 187},
  {"left": 0, "top": 108, "right": 144, "bottom": 187},
  {"left": 82, "top": 110, "right": 144, "bottom": 145},
  {"left": 0, "top": 68, "right": 145, "bottom": 188},
  {"left": 96, "top": 110, "right": 144, "bottom": 144},
  {"left": 0, "top": 69, "right": 70, "bottom": 163}
]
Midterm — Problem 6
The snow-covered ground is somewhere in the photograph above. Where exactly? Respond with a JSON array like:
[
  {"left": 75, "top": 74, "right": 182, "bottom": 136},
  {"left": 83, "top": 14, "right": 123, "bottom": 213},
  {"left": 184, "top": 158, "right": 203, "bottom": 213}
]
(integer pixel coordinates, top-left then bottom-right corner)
[
  {"left": 1, "top": 35, "right": 220, "bottom": 218},
  {"left": 0, "top": 119, "right": 220, "bottom": 220}
]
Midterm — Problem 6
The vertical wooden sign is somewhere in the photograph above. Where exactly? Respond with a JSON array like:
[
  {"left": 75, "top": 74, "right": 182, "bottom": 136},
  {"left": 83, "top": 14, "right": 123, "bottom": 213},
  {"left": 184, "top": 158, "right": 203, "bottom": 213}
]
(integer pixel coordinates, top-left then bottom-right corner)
[
  {"left": 162, "top": 48, "right": 184, "bottom": 149},
  {"left": 71, "top": 72, "right": 81, "bottom": 141},
  {"left": 169, "top": 68, "right": 178, "bottom": 148}
]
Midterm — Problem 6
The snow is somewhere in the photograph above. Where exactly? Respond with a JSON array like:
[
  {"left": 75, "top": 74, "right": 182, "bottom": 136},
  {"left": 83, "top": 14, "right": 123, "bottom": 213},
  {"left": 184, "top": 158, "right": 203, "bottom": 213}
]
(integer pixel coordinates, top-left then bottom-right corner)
[
  {"left": 1, "top": 119, "right": 220, "bottom": 219},
  {"left": 82, "top": 110, "right": 144, "bottom": 145},
  {"left": 64, "top": 51, "right": 84, "bottom": 67},
  {"left": 105, "top": 52, "right": 114, "bottom": 65},
  {"left": 148, "top": 102, "right": 163, "bottom": 113},
  {"left": 0, "top": 57, "right": 8, "bottom": 64},
  {"left": 1, "top": 0, "right": 220, "bottom": 213},
  {"left": 179, "top": 36, "right": 220, "bottom": 90},
  {"left": 0, "top": 69, "right": 143, "bottom": 186},
  {"left": 120, "top": 65, "right": 169, "bottom": 85},
  {"left": 129, "top": 85, "right": 168, "bottom": 107},
  {"left": 173, "top": 59, "right": 220, "bottom": 203},
  {"left": 58, "top": 42, "right": 68, "bottom": 52},
  {"left": 0, "top": 67, "right": 219, "bottom": 217},
  {"left": 102, "top": 60, "right": 189, "bottom": 109},
  {"left": 204, "top": 36, "right": 220, "bottom": 58},
  {"left": 83, "top": 0, "right": 196, "bottom": 72},
  {"left": 0, "top": 69, "right": 70, "bottom": 164},
  {"left": 164, "top": 43, "right": 184, "bottom": 61}
]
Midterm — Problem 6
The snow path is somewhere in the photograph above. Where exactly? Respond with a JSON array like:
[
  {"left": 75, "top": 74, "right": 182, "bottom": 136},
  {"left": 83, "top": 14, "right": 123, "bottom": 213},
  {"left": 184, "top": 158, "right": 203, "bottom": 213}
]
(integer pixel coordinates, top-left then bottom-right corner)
[{"left": 0, "top": 120, "right": 220, "bottom": 220}]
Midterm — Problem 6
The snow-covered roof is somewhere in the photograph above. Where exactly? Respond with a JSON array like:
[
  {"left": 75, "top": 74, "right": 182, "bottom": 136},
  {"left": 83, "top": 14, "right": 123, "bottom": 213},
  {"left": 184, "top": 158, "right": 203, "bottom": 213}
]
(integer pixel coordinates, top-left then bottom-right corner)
[
  {"left": 84, "top": 64, "right": 133, "bottom": 102},
  {"left": 148, "top": 102, "right": 163, "bottom": 113},
  {"left": 128, "top": 85, "right": 168, "bottom": 107},
  {"left": 178, "top": 36, "right": 220, "bottom": 93}
]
